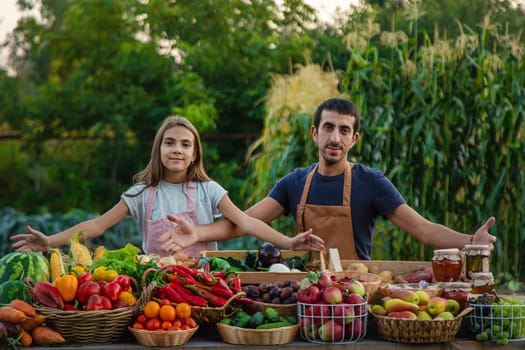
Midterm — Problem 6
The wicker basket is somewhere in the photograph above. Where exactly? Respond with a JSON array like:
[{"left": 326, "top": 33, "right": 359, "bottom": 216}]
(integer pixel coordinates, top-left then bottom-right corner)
[
  {"left": 25, "top": 277, "right": 153, "bottom": 343},
  {"left": 371, "top": 306, "right": 473, "bottom": 343},
  {"left": 380, "top": 283, "right": 443, "bottom": 298},
  {"left": 216, "top": 322, "right": 299, "bottom": 345},
  {"left": 329, "top": 271, "right": 382, "bottom": 301},
  {"left": 243, "top": 301, "right": 297, "bottom": 318},
  {"left": 129, "top": 326, "right": 198, "bottom": 347}
]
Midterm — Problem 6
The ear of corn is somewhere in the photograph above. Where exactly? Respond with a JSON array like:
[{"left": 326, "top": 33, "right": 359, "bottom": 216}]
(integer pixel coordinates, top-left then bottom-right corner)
[
  {"left": 69, "top": 231, "right": 93, "bottom": 268},
  {"left": 93, "top": 246, "right": 106, "bottom": 261},
  {"left": 49, "top": 248, "right": 66, "bottom": 282}
]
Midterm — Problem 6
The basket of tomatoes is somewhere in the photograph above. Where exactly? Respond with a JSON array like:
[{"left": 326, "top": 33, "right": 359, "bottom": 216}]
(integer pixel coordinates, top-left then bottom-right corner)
[{"left": 130, "top": 300, "right": 199, "bottom": 346}]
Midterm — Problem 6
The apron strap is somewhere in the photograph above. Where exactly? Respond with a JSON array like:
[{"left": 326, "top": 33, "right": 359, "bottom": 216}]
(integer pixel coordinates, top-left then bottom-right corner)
[{"left": 146, "top": 185, "right": 158, "bottom": 220}]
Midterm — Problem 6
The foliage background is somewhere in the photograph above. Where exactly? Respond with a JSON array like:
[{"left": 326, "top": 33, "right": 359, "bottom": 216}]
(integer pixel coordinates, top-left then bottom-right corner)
[{"left": 0, "top": 0, "right": 524, "bottom": 291}]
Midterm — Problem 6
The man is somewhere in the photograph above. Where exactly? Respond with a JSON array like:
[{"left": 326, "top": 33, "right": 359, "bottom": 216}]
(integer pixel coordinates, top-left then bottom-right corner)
[{"left": 160, "top": 97, "right": 496, "bottom": 259}]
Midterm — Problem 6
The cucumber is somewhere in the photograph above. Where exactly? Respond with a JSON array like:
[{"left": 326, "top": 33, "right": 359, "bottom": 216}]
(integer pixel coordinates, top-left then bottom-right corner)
[{"left": 256, "top": 320, "right": 291, "bottom": 329}]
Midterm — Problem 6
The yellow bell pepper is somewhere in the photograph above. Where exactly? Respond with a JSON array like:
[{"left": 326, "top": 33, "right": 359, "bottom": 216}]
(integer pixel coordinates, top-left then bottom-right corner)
[
  {"left": 54, "top": 274, "right": 78, "bottom": 302},
  {"left": 92, "top": 266, "right": 119, "bottom": 282},
  {"left": 119, "top": 291, "right": 137, "bottom": 307}
]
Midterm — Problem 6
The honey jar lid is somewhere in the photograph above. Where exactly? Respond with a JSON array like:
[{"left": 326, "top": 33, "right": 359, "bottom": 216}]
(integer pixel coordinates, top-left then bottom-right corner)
[
  {"left": 463, "top": 245, "right": 491, "bottom": 255},
  {"left": 433, "top": 248, "right": 461, "bottom": 260}
]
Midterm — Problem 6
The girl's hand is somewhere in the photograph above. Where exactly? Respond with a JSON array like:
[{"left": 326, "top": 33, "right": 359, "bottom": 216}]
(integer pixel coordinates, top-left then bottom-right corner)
[
  {"left": 472, "top": 216, "right": 497, "bottom": 250},
  {"left": 291, "top": 229, "right": 325, "bottom": 251},
  {"left": 159, "top": 215, "right": 198, "bottom": 253},
  {"left": 10, "top": 225, "right": 50, "bottom": 252}
]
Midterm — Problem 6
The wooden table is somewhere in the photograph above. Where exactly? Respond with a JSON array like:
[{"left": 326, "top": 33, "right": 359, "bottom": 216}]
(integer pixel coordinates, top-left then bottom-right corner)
[{"left": 28, "top": 322, "right": 525, "bottom": 350}]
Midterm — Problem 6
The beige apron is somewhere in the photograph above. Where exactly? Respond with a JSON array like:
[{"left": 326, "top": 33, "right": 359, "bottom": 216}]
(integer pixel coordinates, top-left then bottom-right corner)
[
  {"left": 144, "top": 182, "right": 207, "bottom": 257},
  {"left": 296, "top": 162, "right": 359, "bottom": 260}
]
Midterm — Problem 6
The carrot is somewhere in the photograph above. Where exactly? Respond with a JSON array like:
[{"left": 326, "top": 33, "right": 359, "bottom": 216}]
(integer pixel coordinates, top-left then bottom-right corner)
[
  {"left": 0, "top": 306, "right": 27, "bottom": 323},
  {"left": 32, "top": 326, "right": 65, "bottom": 345},
  {"left": 19, "top": 330, "right": 32, "bottom": 347},
  {"left": 22, "top": 314, "right": 48, "bottom": 332},
  {"left": 9, "top": 300, "right": 36, "bottom": 318}
]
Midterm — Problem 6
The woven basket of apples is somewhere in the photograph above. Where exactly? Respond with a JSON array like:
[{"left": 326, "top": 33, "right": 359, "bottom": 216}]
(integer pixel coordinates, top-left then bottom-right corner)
[
  {"left": 297, "top": 271, "right": 369, "bottom": 343},
  {"left": 369, "top": 289, "right": 473, "bottom": 343}
]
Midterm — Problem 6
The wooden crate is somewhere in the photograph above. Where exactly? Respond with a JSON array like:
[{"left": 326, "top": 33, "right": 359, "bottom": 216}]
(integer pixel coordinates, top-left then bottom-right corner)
[
  {"left": 201, "top": 250, "right": 311, "bottom": 284},
  {"left": 339, "top": 259, "right": 431, "bottom": 275}
]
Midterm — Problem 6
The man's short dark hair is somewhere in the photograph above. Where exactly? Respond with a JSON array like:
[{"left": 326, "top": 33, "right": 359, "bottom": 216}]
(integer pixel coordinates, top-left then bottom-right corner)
[{"left": 313, "top": 98, "right": 361, "bottom": 132}]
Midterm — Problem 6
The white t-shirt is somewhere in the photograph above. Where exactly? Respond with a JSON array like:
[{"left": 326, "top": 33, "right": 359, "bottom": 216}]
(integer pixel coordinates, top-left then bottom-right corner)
[{"left": 122, "top": 180, "right": 228, "bottom": 252}]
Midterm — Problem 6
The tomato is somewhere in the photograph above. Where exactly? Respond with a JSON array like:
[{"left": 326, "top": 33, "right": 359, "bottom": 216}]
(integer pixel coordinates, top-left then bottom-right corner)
[
  {"left": 136, "top": 314, "right": 148, "bottom": 326},
  {"left": 159, "top": 304, "right": 176, "bottom": 321},
  {"left": 144, "top": 301, "right": 161, "bottom": 319},
  {"left": 159, "top": 298, "right": 171, "bottom": 306},
  {"left": 181, "top": 324, "right": 190, "bottom": 330},
  {"left": 146, "top": 318, "right": 161, "bottom": 331},
  {"left": 175, "top": 303, "right": 191, "bottom": 319},
  {"left": 185, "top": 317, "right": 197, "bottom": 328},
  {"left": 161, "top": 321, "right": 172, "bottom": 330},
  {"left": 132, "top": 322, "right": 144, "bottom": 329}
]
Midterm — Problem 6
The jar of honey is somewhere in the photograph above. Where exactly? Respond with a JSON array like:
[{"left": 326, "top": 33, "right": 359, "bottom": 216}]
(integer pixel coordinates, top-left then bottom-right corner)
[
  {"left": 463, "top": 244, "right": 491, "bottom": 278},
  {"left": 432, "top": 248, "right": 462, "bottom": 282},
  {"left": 470, "top": 272, "right": 494, "bottom": 294},
  {"left": 441, "top": 282, "right": 472, "bottom": 310}
]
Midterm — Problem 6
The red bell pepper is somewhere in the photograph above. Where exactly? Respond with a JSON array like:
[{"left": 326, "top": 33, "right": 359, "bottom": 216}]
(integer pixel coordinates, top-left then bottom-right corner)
[
  {"left": 85, "top": 294, "right": 112, "bottom": 310},
  {"left": 32, "top": 281, "right": 64, "bottom": 309},
  {"left": 102, "top": 281, "right": 122, "bottom": 302},
  {"left": 77, "top": 272, "right": 93, "bottom": 286},
  {"left": 77, "top": 281, "right": 102, "bottom": 305},
  {"left": 113, "top": 275, "right": 131, "bottom": 291}
]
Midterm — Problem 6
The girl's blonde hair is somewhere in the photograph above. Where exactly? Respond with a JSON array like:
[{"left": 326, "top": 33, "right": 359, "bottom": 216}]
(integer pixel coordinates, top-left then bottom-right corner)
[{"left": 132, "top": 116, "right": 211, "bottom": 189}]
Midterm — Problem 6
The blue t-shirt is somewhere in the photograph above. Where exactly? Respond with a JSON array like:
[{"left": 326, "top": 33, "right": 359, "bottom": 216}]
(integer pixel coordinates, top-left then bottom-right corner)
[{"left": 268, "top": 163, "right": 406, "bottom": 259}]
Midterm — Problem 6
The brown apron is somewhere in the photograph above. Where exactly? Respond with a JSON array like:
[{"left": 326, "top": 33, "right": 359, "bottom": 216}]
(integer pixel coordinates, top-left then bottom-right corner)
[{"left": 296, "top": 162, "right": 359, "bottom": 260}]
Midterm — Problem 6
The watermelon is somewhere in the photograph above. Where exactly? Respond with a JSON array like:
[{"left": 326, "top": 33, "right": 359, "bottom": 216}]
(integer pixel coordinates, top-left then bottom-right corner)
[
  {"left": 0, "top": 252, "right": 50, "bottom": 284},
  {"left": 0, "top": 280, "right": 31, "bottom": 303}
]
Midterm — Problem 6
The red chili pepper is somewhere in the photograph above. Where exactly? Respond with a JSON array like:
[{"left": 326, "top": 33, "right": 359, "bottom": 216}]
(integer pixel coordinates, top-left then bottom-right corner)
[
  {"left": 210, "top": 284, "right": 234, "bottom": 299},
  {"left": 185, "top": 284, "right": 227, "bottom": 307},
  {"left": 169, "top": 283, "right": 208, "bottom": 307},
  {"left": 85, "top": 294, "right": 112, "bottom": 310},
  {"left": 231, "top": 276, "right": 242, "bottom": 293},
  {"left": 212, "top": 271, "right": 226, "bottom": 279},
  {"left": 196, "top": 271, "right": 216, "bottom": 284}
]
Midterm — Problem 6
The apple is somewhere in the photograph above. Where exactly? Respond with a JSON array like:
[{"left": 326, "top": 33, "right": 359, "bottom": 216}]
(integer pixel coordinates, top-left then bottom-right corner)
[
  {"left": 344, "top": 293, "right": 367, "bottom": 315},
  {"left": 345, "top": 316, "right": 366, "bottom": 341},
  {"left": 332, "top": 304, "right": 354, "bottom": 325},
  {"left": 414, "top": 290, "right": 430, "bottom": 305},
  {"left": 445, "top": 299, "right": 460, "bottom": 316},
  {"left": 322, "top": 286, "right": 343, "bottom": 304},
  {"left": 305, "top": 303, "right": 331, "bottom": 325},
  {"left": 300, "top": 316, "right": 316, "bottom": 339},
  {"left": 345, "top": 279, "right": 366, "bottom": 297},
  {"left": 434, "top": 311, "right": 455, "bottom": 320},
  {"left": 317, "top": 272, "right": 333, "bottom": 288},
  {"left": 427, "top": 296, "right": 448, "bottom": 316},
  {"left": 416, "top": 310, "right": 432, "bottom": 320},
  {"left": 319, "top": 319, "right": 344, "bottom": 342},
  {"left": 297, "top": 285, "right": 321, "bottom": 304}
]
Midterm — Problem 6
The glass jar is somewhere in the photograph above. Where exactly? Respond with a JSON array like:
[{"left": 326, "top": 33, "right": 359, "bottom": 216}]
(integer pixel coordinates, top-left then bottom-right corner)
[
  {"left": 441, "top": 282, "right": 472, "bottom": 310},
  {"left": 463, "top": 244, "right": 491, "bottom": 278},
  {"left": 470, "top": 272, "right": 494, "bottom": 294},
  {"left": 432, "top": 248, "right": 462, "bottom": 282}
]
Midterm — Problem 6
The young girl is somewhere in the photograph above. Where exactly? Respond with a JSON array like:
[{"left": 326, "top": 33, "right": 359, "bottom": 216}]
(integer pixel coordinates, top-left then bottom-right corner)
[{"left": 10, "top": 116, "right": 324, "bottom": 256}]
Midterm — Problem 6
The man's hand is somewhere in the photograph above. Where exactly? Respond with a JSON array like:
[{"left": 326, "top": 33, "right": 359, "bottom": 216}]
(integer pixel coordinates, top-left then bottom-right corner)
[
  {"left": 10, "top": 225, "right": 49, "bottom": 252},
  {"left": 291, "top": 229, "right": 325, "bottom": 251},
  {"left": 472, "top": 216, "right": 497, "bottom": 249},
  {"left": 159, "top": 215, "right": 198, "bottom": 253}
]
